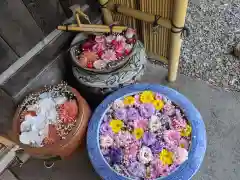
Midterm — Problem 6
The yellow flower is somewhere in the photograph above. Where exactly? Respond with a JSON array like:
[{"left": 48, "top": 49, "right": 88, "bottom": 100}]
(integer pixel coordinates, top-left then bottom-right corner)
[
  {"left": 109, "top": 119, "right": 123, "bottom": 133},
  {"left": 133, "top": 128, "right": 144, "bottom": 140},
  {"left": 123, "top": 96, "right": 135, "bottom": 105},
  {"left": 180, "top": 124, "right": 192, "bottom": 137},
  {"left": 159, "top": 149, "right": 174, "bottom": 165},
  {"left": 140, "top": 91, "right": 154, "bottom": 103},
  {"left": 153, "top": 100, "right": 164, "bottom": 110},
  {"left": 180, "top": 143, "right": 185, "bottom": 148}
]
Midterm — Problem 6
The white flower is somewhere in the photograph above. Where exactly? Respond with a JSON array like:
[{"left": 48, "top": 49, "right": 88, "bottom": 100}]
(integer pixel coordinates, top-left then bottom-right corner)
[
  {"left": 100, "top": 135, "right": 113, "bottom": 148},
  {"left": 112, "top": 99, "right": 125, "bottom": 110},
  {"left": 37, "top": 98, "right": 56, "bottom": 115},
  {"left": 93, "top": 60, "right": 107, "bottom": 70},
  {"left": 20, "top": 115, "right": 34, "bottom": 132},
  {"left": 54, "top": 96, "right": 67, "bottom": 105},
  {"left": 125, "top": 28, "right": 136, "bottom": 39},
  {"left": 31, "top": 115, "right": 47, "bottom": 132},
  {"left": 149, "top": 115, "right": 161, "bottom": 132},
  {"left": 20, "top": 131, "right": 44, "bottom": 147},
  {"left": 139, "top": 146, "right": 153, "bottom": 164},
  {"left": 174, "top": 147, "right": 188, "bottom": 164},
  {"left": 47, "top": 108, "right": 57, "bottom": 124},
  {"left": 27, "top": 104, "right": 38, "bottom": 111}
]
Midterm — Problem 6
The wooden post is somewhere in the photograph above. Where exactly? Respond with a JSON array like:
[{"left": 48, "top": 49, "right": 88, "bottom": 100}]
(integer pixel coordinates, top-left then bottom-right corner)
[
  {"left": 99, "top": 0, "right": 114, "bottom": 25},
  {"left": 168, "top": 0, "right": 189, "bottom": 82}
]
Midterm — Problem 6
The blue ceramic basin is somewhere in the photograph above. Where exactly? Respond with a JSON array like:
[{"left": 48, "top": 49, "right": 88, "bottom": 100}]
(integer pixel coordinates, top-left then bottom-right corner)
[{"left": 87, "top": 84, "right": 207, "bottom": 180}]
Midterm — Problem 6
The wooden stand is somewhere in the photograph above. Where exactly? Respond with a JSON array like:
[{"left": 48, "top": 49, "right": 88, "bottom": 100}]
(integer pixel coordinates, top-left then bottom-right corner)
[{"left": 168, "top": 0, "right": 188, "bottom": 82}]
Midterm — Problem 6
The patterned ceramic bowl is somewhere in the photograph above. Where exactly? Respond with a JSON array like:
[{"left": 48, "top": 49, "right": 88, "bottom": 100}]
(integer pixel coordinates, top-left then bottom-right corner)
[
  {"left": 70, "top": 33, "right": 137, "bottom": 74},
  {"left": 87, "top": 84, "right": 207, "bottom": 180}
]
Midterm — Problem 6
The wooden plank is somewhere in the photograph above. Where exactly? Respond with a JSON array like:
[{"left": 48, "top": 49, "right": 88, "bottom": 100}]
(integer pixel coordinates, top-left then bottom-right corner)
[
  {"left": 0, "top": 0, "right": 44, "bottom": 56},
  {"left": 1, "top": 31, "right": 74, "bottom": 101},
  {"left": 0, "top": 36, "right": 19, "bottom": 74},
  {"left": 22, "top": 0, "right": 66, "bottom": 35}
]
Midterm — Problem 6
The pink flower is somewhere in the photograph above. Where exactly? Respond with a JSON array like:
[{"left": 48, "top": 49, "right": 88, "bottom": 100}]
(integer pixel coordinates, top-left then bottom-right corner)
[
  {"left": 92, "top": 42, "right": 106, "bottom": 52},
  {"left": 174, "top": 147, "right": 188, "bottom": 164},
  {"left": 133, "top": 119, "right": 148, "bottom": 130},
  {"left": 115, "top": 42, "right": 125, "bottom": 54},
  {"left": 125, "top": 28, "right": 136, "bottom": 39},
  {"left": 155, "top": 93, "right": 163, "bottom": 100},
  {"left": 171, "top": 117, "right": 187, "bottom": 131},
  {"left": 116, "top": 35, "right": 126, "bottom": 42},
  {"left": 106, "top": 35, "right": 116, "bottom": 43},
  {"left": 124, "top": 143, "right": 139, "bottom": 160},
  {"left": 179, "top": 138, "right": 190, "bottom": 149},
  {"left": 81, "top": 41, "right": 95, "bottom": 51},
  {"left": 101, "top": 49, "right": 117, "bottom": 61},
  {"left": 95, "top": 35, "right": 105, "bottom": 43},
  {"left": 163, "top": 130, "right": 181, "bottom": 146},
  {"left": 150, "top": 158, "right": 170, "bottom": 177},
  {"left": 114, "top": 131, "right": 133, "bottom": 147},
  {"left": 163, "top": 102, "right": 175, "bottom": 116}
]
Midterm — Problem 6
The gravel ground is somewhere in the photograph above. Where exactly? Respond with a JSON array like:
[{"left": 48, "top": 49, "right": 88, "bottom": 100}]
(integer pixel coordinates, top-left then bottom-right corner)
[{"left": 179, "top": 0, "right": 240, "bottom": 91}]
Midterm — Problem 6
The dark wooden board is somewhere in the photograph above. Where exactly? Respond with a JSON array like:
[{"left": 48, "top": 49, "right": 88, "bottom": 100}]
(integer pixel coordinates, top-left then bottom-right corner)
[
  {"left": 0, "top": 0, "right": 44, "bottom": 56},
  {"left": 22, "top": 0, "right": 66, "bottom": 35},
  {"left": 1, "top": 31, "right": 73, "bottom": 101},
  {"left": 0, "top": 36, "right": 19, "bottom": 74}
]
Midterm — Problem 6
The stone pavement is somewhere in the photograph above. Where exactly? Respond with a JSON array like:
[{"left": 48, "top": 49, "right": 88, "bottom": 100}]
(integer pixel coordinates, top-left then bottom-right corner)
[{"left": 10, "top": 62, "right": 240, "bottom": 180}]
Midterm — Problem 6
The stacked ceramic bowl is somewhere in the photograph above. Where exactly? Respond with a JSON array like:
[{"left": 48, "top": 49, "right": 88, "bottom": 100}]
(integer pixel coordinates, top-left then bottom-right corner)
[{"left": 70, "top": 29, "right": 147, "bottom": 95}]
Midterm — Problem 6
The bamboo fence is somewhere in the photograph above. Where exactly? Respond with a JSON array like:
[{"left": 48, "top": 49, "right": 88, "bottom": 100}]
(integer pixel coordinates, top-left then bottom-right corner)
[
  {"left": 111, "top": 0, "right": 137, "bottom": 29},
  {"left": 140, "top": 0, "right": 173, "bottom": 63},
  {"left": 98, "top": 0, "right": 189, "bottom": 82}
]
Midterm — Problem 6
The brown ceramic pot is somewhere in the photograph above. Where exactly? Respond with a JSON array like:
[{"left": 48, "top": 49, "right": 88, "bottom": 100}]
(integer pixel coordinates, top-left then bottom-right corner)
[{"left": 10, "top": 87, "right": 91, "bottom": 159}]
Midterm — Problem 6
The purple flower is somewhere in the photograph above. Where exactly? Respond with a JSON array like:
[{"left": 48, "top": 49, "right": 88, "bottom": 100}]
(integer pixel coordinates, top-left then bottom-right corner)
[
  {"left": 127, "top": 161, "right": 146, "bottom": 178},
  {"left": 100, "top": 122, "right": 113, "bottom": 136},
  {"left": 109, "top": 148, "right": 123, "bottom": 164},
  {"left": 114, "top": 108, "right": 127, "bottom": 121},
  {"left": 134, "top": 94, "right": 141, "bottom": 106},
  {"left": 127, "top": 108, "right": 140, "bottom": 121},
  {"left": 103, "top": 115, "right": 109, "bottom": 122},
  {"left": 143, "top": 132, "right": 157, "bottom": 146},
  {"left": 163, "top": 102, "right": 175, "bottom": 116},
  {"left": 150, "top": 141, "right": 165, "bottom": 154},
  {"left": 139, "top": 103, "right": 155, "bottom": 118}
]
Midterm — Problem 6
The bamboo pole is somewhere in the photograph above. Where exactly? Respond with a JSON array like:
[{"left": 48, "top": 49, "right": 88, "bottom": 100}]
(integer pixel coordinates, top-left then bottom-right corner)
[
  {"left": 75, "top": 13, "right": 81, "bottom": 27},
  {"left": 168, "top": 0, "right": 189, "bottom": 82},
  {"left": 57, "top": 24, "right": 127, "bottom": 33},
  {"left": 107, "top": 2, "right": 172, "bottom": 29},
  {"left": 62, "top": 24, "right": 125, "bottom": 30},
  {"left": 99, "top": 0, "right": 114, "bottom": 25}
]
